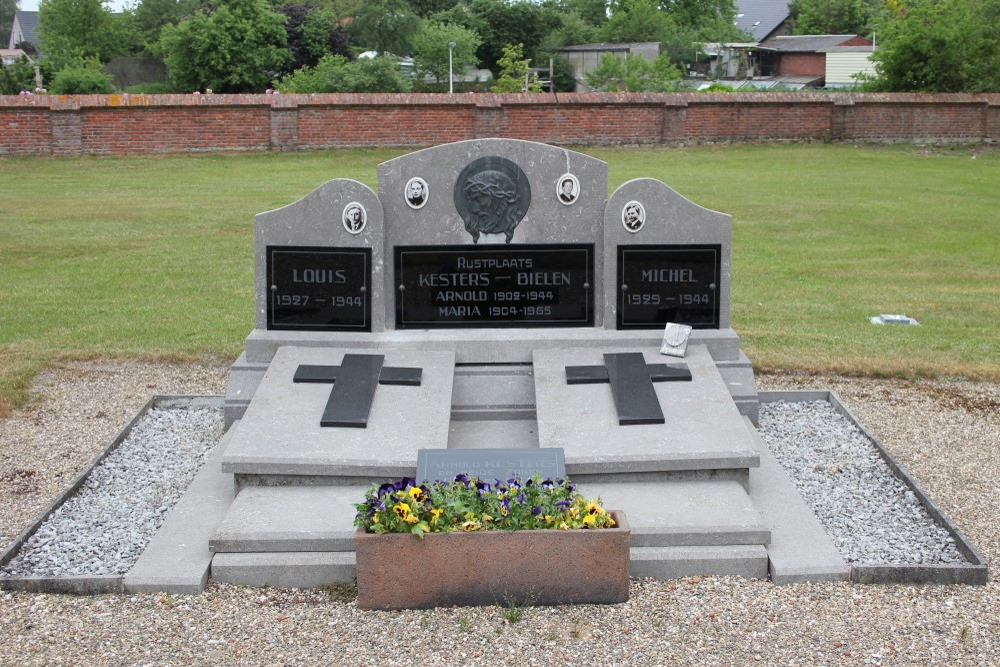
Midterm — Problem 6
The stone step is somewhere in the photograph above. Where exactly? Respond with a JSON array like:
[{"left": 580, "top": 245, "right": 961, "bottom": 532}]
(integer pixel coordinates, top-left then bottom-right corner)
[
  {"left": 209, "top": 479, "right": 769, "bottom": 554},
  {"left": 210, "top": 546, "right": 767, "bottom": 589}
]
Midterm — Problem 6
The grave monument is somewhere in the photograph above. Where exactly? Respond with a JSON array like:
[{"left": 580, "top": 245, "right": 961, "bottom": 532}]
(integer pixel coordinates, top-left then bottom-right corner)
[{"left": 204, "top": 139, "right": 847, "bottom": 588}]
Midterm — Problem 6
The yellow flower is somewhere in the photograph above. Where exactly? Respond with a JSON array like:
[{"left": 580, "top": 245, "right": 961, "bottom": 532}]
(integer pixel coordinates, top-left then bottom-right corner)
[
  {"left": 544, "top": 515, "right": 555, "bottom": 523},
  {"left": 465, "top": 512, "right": 476, "bottom": 520},
  {"left": 372, "top": 514, "right": 380, "bottom": 524},
  {"left": 559, "top": 522, "right": 569, "bottom": 530},
  {"left": 430, "top": 508, "right": 443, "bottom": 524},
  {"left": 586, "top": 500, "right": 605, "bottom": 516},
  {"left": 462, "top": 521, "right": 480, "bottom": 532},
  {"left": 408, "top": 486, "right": 427, "bottom": 502},
  {"left": 482, "top": 514, "right": 494, "bottom": 523},
  {"left": 582, "top": 514, "right": 597, "bottom": 527},
  {"left": 404, "top": 514, "right": 419, "bottom": 524},
  {"left": 392, "top": 502, "right": 411, "bottom": 519}
]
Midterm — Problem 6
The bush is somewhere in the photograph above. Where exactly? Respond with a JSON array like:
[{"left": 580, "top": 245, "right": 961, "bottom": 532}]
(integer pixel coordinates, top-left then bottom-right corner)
[
  {"left": 0, "top": 58, "right": 38, "bottom": 95},
  {"left": 49, "top": 66, "right": 116, "bottom": 94},
  {"left": 275, "top": 55, "right": 412, "bottom": 93}
]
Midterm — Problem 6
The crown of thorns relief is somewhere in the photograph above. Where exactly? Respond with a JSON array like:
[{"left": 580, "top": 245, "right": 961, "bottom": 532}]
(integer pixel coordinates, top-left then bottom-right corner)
[{"left": 454, "top": 156, "right": 531, "bottom": 243}]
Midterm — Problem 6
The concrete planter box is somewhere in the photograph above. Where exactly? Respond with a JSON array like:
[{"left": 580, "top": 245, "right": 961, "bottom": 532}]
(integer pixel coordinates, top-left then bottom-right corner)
[{"left": 355, "top": 511, "right": 630, "bottom": 610}]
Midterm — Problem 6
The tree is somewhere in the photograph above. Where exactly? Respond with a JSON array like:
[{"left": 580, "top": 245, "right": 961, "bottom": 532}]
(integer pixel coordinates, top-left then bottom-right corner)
[
  {"left": 585, "top": 51, "right": 682, "bottom": 90},
  {"left": 38, "top": 0, "right": 135, "bottom": 68},
  {"left": 788, "top": 0, "right": 883, "bottom": 36},
  {"left": 436, "top": 0, "right": 562, "bottom": 75},
  {"left": 350, "top": 0, "right": 420, "bottom": 55},
  {"left": 0, "top": 56, "right": 37, "bottom": 95},
  {"left": 867, "top": 0, "right": 1000, "bottom": 92},
  {"left": 411, "top": 20, "right": 480, "bottom": 85},
  {"left": 600, "top": 0, "right": 678, "bottom": 43},
  {"left": 1, "top": 0, "right": 17, "bottom": 49},
  {"left": 491, "top": 42, "right": 542, "bottom": 92},
  {"left": 134, "top": 0, "right": 201, "bottom": 48},
  {"left": 158, "top": 0, "right": 288, "bottom": 92},
  {"left": 278, "top": 3, "right": 350, "bottom": 74},
  {"left": 275, "top": 53, "right": 412, "bottom": 92}
]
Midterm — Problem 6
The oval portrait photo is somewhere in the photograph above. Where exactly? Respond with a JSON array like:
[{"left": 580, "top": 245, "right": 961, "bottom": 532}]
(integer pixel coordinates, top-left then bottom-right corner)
[
  {"left": 622, "top": 200, "right": 645, "bottom": 232},
  {"left": 342, "top": 202, "right": 367, "bottom": 234},
  {"left": 556, "top": 173, "right": 580, "bottom": 205},
  {"left": 405, "top": 177, "right": 428, "bottom": 209}
]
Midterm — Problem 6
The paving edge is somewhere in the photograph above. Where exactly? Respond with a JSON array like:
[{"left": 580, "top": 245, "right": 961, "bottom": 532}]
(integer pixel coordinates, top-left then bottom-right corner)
[
  {"left": 0, "top": 395, "right": 224, "bottom": 594},
  {"left": 759, "top": 390, "right": 989, "bottom": 586}
]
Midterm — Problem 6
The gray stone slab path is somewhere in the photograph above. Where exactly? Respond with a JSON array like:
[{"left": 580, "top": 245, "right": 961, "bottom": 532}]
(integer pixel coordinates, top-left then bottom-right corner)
[
  {"left": 742, "top": 417, "right": 851, "bottom": 584},
  {"left": 124, "top": 427, "right": 238, "bottom": 594}
]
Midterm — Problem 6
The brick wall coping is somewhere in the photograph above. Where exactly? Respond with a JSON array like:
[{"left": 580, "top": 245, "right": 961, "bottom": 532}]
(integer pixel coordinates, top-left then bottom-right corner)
[{"left": 2, "top": 91, "right": 998, "bottom": 110}]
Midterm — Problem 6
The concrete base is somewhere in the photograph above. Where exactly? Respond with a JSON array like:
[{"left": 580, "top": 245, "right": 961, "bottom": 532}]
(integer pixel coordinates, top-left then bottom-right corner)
[
  {"left": 211, "top": 552, "right": 355, "bottom": 588},
  {"left": 630, "top": 545, "right": 769, "bottom": 580}
]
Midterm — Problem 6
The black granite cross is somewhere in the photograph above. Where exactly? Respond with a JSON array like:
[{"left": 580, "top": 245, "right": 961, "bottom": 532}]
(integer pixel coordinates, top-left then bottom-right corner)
[
  {"left": 293, "top": 354, "right": 422, "bottom": 428},
  {"left": 565, "top": 352, "right": 691, "bottom": 426}
]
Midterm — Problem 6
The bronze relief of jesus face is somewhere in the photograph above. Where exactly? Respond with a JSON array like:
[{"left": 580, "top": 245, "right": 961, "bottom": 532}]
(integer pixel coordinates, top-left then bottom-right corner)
[{"left": 454, "top": 157, "right": 531, "bottom": 243}]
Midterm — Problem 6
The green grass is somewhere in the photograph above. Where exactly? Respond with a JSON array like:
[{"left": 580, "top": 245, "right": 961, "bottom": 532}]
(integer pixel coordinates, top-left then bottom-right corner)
[{"left": 1, "top": 144, "right": 997, "bottom": 412}]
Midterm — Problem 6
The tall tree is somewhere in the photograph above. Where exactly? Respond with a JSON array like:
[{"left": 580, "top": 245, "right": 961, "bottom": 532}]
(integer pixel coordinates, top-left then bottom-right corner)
[
  {"left": 601, "top": 0, "right": 678, "bottom": 43},
  {"left": 278, "top": 3, "right": 349, "bottom": 73},
  {"left": 349, "top": 0, "right": 420, "bottom": 55},
  {"left": 38, "top": 0, "right": 134, "bottom": 68},
  {"left": 868, "top": 0, "right": 1000, "bottom": 92},
  {"left": 158, "top": 0, "right": 288, "bottom": 92},
  {"left": 411, "top": 20, "right": 480, "bottom": 84},
  {"left": 788, "top": 0, "right": 883, "bottom": 36},
  {"left": 1, "top": 0, "right": 17, "bottom": 48}
]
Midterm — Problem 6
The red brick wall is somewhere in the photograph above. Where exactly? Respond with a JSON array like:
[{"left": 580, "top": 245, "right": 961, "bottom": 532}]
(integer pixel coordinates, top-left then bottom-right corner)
[
  {"left": 0, "top": 92, "right": 996, "bottom": 155},
  {"left": 776, "top": 53, "right": 826, "bottom": 77}
]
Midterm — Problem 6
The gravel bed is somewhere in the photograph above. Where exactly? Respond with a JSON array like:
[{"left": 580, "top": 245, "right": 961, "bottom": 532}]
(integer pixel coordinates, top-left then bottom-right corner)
[
  {"left": 1, "top": 407, "right": 223, "bottom": 577},
  {"left": 759, "top": 400, "right": 964, "bottom": 565}
]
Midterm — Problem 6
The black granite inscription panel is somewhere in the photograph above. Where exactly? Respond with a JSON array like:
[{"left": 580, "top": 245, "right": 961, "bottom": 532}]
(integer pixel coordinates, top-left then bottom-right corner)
[
  {"left": 617, "top": 245, "right": 721, "bottom": 329},
  {"left": 395, "top": 244, "right": 593, "bottom": 328},
  {"left": 267, "top": 246, "right": 371, "bottom": 331},
  {"left": 417, "top": 448, "right": 566, "bottom": 484}
]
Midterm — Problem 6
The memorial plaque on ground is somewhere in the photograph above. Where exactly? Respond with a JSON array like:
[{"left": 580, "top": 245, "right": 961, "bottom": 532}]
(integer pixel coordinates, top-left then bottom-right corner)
[
  {"left": 394, "top": 244, "right": 594, "bottom": 328},
  {"left": 616, "top": 245, "right": 721, "bottom": 329},
  {"left": 267, "top": 246, "right": 371, "bottom": 331},
  {"left": 417, "top": 448, "right": 566, "bottom": 484}
]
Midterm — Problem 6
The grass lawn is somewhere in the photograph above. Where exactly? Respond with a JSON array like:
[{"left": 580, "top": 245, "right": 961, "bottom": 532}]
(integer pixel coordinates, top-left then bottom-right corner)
[{"left": 1, "top": 144, "right": 997, "bottom": 412}]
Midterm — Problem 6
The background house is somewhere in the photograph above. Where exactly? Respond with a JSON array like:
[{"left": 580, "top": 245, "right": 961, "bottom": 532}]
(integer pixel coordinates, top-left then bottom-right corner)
[
  {"left": 7, "top": 10, "right": 39, "bottom": 51},
  {"left": 757, "top": 34, "right": 874, "bottom": 86},
  {"left": 734, "top": 0, "right": 792, "bottom": 42},
  {"left": 558, "top": 42, "right": 661, "bottom": 92}
]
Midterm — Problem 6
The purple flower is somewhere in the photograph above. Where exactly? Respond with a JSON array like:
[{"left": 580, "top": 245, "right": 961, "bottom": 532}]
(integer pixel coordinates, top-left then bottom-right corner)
[
  {"left": 376, "top": 482, "right": 396, "bottom": 498},
  {"left": 395, "top": 477, "right": 416, "bottom": 491},
  {"left": 531, "top": 507, "right": 542, "bottom": 516},
  {"left": 555, "top": 500, "right": 571, "bottom": 509},
  {"left": 454, "top": 473, "right": 471, "bottom": 485}
]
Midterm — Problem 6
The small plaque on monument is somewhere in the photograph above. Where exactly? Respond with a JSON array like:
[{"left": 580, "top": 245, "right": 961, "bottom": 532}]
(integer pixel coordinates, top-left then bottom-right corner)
[
  {"left": 416, "top": 448, "right": 566, "bottom": 483},
  {"left": 617, "top": 245, "right": 721, "bottom": 329},
  {"left": 267, "top": 246, "right": 371, "bottom": 331}
]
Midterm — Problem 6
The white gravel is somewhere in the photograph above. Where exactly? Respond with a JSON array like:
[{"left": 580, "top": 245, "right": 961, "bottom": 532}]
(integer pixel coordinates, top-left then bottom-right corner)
[
  {"left": 1, "top": 407, "right": 223, "bottom": 577},
  {"left": 759, "top": 400, "right": 964, "bottom": 566},
  {"left": 0, "top": 362, "right": 996, "bottom": 665}
]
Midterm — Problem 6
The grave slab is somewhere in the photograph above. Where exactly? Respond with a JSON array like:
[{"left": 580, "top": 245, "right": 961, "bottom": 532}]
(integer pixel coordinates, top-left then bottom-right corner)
[
  {"left": 576, "top": 480, "right": 770, "bottom": 547},
  {"left": 534, "top": 346, "right": 759, "bottom": 476},
  {"left": 221, "top": 347, "right": 455, "bottom": 480}
]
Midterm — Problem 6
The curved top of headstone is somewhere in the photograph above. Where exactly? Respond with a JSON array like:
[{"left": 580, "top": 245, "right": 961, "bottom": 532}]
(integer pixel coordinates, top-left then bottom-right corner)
[
  {"left": 253, "top": 178, "right": 386, "bottom": 331},
  {"left": 378, "top": 139, "right": 608, "bottom": 248}
]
